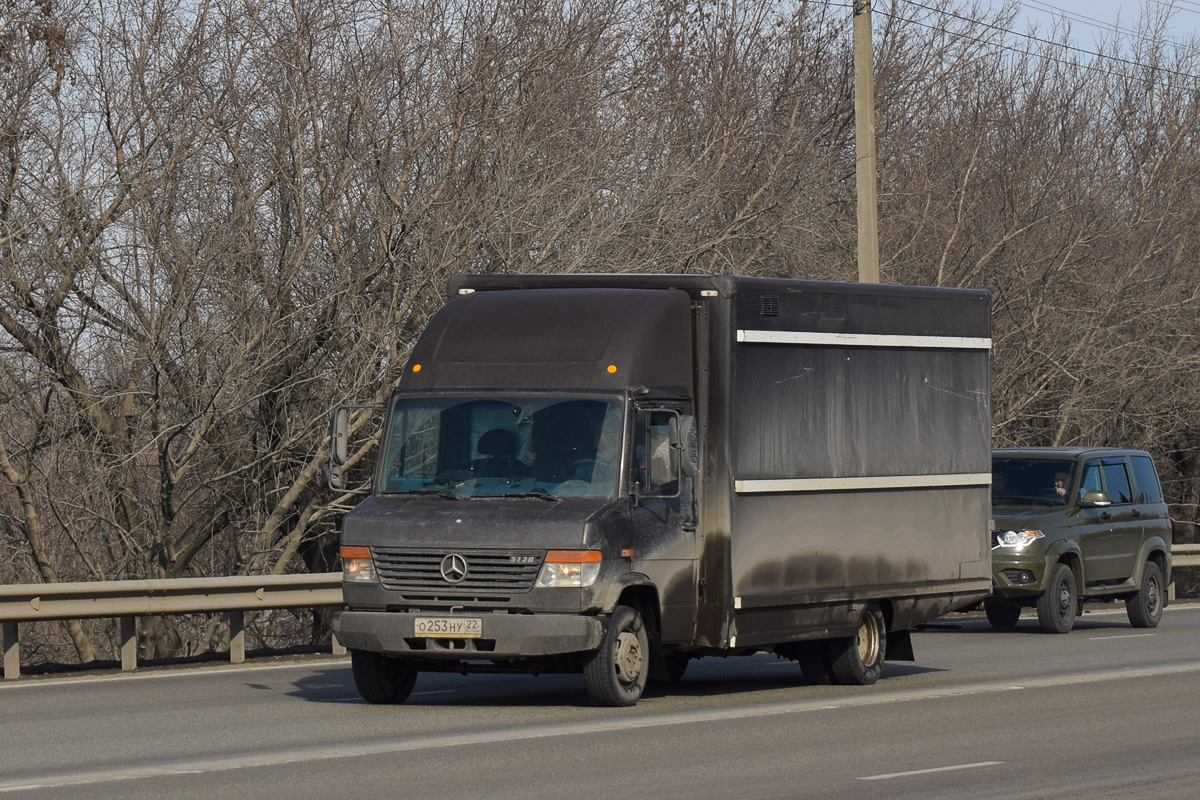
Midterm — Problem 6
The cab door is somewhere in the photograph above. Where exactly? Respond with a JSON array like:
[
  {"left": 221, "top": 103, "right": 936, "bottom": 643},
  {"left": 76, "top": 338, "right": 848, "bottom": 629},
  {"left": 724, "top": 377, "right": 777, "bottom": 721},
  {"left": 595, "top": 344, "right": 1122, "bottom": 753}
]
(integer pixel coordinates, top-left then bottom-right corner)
[{"left": 629, "top": 406, "right": 698, "bottom": 644}]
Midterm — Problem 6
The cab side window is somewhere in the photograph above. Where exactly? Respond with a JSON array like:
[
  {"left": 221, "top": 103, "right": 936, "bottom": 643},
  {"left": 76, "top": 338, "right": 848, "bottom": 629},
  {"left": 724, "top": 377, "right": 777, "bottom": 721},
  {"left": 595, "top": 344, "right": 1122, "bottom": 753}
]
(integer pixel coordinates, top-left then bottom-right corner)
[
  {"left": 1101, "top": 462, "right": 1133, "bottom": 504},
  {"left": 635, "top": 410, "right": 678, "bottom": 496}
]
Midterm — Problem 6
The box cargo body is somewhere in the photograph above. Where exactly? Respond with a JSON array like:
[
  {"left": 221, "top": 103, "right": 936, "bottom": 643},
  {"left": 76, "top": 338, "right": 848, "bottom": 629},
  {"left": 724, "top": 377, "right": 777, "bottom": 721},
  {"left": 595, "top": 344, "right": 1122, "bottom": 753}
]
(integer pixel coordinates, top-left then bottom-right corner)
[{"left": 331, "top": 274, "right": 992, "bottom": 705}]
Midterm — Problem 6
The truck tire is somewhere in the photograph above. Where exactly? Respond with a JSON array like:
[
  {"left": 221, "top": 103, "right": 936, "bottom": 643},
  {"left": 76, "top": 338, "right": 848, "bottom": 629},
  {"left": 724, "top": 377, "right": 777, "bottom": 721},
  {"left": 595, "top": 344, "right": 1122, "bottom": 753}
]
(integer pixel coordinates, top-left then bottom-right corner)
[
  {"left": 984, "top": 602, "right": 1022, "bottom": 629},
  {"left": 662, "top": 653, "right": 690, "bottom": 684},
  {"left": 1126, "top": 561, "right": 1164, "bottom": 628},
  {"left": 583, "top": 605, "right": 648, "bottom": 707},
  {"left": 795, "top": 641, "right": 836, "bottom": 685},
  {"left": 1036, "top": 563, "right": 1077, "bottom": 634},
  {"left": 829, "top": 604, "right": 886, "bottom": 686},
  {"left": 350, "top": 649, "right": 417, "bottom": 704}
]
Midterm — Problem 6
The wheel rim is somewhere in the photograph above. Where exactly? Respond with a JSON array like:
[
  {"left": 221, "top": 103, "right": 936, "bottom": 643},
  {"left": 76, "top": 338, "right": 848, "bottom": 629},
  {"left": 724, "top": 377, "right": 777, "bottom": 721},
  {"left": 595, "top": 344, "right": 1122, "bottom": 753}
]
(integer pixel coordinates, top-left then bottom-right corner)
[
  {"left": 613, "top": 629, "right": 644, "bottom": 686},
  {"left": 857, "top": 615, "right": 882, "bottom": 665},
  {"left": 1146, "top": 575, "right": 1160, "bottom": 614},
  {"left": 1057, "top": 581, "right": 1072, "bottom": 619}
]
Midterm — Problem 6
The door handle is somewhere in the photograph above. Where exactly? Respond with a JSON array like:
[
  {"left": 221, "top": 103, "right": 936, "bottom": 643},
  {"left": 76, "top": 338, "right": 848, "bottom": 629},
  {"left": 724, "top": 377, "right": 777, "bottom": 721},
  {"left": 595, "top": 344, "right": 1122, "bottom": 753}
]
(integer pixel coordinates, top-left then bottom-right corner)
[
  {"left": 1130, "top": 508, "right": 1141, "bottom": 517},
  {"left": 1100, "top": 511, "right": 1111, "bottom": 520}
]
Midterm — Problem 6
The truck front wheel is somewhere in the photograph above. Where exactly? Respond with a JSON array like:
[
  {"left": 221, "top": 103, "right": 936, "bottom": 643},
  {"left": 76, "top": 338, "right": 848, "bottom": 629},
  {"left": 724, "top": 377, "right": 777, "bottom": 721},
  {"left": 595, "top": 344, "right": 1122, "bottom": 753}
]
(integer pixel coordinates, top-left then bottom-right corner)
[
  {"left": 350, "top": 649, "right": 417, "bottom": 704},
  {"left": 829, "top": 604, "right": 886, "bottom": 685},
  {"left": 583, "top": 605, "right": 648, "bottom": 707}
]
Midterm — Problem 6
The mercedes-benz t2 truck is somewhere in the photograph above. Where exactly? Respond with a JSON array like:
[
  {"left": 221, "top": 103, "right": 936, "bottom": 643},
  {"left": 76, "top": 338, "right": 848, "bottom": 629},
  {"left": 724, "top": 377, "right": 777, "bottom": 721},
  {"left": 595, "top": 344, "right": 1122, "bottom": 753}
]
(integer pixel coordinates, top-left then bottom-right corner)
[{"left": 329, "top": 274, "right": 992, "bottom": 706}]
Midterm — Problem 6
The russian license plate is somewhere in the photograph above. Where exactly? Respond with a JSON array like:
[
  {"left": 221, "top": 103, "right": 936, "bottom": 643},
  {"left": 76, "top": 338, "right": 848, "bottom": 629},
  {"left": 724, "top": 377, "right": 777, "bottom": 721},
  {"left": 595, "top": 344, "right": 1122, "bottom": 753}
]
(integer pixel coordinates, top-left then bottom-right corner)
[{"left": 414, "top": 617, "right": 482, "bottom": 638}]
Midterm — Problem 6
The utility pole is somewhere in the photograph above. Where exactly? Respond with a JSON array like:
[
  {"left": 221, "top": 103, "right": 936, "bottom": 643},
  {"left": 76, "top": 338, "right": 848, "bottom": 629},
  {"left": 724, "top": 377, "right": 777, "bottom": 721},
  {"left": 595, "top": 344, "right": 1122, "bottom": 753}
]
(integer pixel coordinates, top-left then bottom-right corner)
[{"left": 853, "top": 1, "right": 880, "bottom": 283}]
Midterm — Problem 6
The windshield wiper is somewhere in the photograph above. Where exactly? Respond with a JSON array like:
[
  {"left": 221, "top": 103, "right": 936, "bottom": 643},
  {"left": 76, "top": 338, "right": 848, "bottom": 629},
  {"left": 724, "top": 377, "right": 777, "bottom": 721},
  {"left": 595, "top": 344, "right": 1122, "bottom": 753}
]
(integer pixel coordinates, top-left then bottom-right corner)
[
  {"left": 397, "top": 487, "right": 460, "bottom": 500},
  {"left": 498, "top": 488, "right": 561, "bottom": 502}
]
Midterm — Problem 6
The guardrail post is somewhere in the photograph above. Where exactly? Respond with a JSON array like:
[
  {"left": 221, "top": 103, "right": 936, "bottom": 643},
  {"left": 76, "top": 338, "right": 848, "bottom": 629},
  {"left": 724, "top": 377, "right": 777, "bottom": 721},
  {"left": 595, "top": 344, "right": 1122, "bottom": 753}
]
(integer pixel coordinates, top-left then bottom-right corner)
[
  {"left": 120, "top": 617, "right": 138, "bottom": 671},
  {"left": 228, "top": 611, "right": 245, "bottom": 664},
  {"left": 3, "top": 622, "right": 18, "bottom": 680}
]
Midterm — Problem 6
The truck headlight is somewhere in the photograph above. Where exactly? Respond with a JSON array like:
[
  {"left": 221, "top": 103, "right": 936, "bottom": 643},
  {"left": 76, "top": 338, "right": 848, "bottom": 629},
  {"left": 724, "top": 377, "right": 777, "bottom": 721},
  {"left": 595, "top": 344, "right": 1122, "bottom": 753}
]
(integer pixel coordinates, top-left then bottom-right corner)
[
  {"left": 993, "top": 530, "right": 1044, "bottom": 549},
  {"left": 537, "top": 550, "right": 602, "bottom": 588},
  {"left": 340, "top": 546, "right": 376, "bottom": 583}
]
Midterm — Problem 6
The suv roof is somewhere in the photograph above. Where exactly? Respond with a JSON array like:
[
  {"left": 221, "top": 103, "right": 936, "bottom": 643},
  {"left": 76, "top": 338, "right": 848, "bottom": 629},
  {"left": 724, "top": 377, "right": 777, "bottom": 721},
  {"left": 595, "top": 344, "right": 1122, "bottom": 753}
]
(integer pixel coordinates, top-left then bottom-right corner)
[{"left": 992, "top": 446, "right": 1153, "bottom": 460}]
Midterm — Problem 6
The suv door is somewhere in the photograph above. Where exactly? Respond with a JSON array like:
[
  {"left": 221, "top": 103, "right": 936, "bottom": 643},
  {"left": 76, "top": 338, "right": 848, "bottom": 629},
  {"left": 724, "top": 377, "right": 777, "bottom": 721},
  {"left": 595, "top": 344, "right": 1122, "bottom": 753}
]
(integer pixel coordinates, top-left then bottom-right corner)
[{"left": 1080, "top": 458, "right": 1142, "bottom": 584}]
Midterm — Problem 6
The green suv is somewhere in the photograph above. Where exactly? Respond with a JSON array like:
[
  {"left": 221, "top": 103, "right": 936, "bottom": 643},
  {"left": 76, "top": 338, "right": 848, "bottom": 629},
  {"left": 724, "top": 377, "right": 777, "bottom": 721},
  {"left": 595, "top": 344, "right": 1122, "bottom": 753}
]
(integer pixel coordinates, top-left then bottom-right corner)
[{"left": 987, "top": 448, "right": 1173, "bottom": 633}]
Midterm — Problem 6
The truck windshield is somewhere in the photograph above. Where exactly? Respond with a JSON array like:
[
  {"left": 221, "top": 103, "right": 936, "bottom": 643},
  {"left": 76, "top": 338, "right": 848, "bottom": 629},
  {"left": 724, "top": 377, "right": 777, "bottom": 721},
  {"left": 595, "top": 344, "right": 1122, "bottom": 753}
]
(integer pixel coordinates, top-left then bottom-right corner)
[
  {"left": 379, "top": 395, "right": 624, "bottom": 499},
  {"left": 992, "top": 458, "right": 1078, "bottom": 507}
]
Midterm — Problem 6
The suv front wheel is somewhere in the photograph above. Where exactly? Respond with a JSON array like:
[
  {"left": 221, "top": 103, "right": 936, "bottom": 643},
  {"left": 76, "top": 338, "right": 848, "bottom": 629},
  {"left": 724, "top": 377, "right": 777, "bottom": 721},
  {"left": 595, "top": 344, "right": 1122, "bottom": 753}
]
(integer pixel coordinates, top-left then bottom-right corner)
[{"left": 1037, "top": 563, "right": 1077, "bottom": 634}]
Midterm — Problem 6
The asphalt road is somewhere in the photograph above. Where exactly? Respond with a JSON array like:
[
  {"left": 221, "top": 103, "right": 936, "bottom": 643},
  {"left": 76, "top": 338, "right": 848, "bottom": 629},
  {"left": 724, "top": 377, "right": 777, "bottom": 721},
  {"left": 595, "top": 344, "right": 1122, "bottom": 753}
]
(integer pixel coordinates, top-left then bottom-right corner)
[{"left": 3, "top": 603, "right": 1199, "bottom": 799}]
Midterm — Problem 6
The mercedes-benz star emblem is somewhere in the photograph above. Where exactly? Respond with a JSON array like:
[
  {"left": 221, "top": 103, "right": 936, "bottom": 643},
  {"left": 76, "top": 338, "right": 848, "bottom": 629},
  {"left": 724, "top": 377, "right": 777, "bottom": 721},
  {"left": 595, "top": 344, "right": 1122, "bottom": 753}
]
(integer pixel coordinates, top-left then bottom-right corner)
[{"left": 440, "top": 553, "right": 468, "bottom": 583}]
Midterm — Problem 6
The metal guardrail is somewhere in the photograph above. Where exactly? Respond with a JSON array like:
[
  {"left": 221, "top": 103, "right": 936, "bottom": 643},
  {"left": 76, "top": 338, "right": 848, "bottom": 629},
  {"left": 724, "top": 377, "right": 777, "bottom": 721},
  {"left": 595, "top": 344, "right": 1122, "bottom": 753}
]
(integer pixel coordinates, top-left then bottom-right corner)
[
  {"left": 3, "top": 545, "right": 1200, "bottom": 681},
  {"left": 1173, "top": 543, "right": 1200, "bottom": 567},
  {"left": 1, "top": 573, "right": 343, "bottom": 680}
]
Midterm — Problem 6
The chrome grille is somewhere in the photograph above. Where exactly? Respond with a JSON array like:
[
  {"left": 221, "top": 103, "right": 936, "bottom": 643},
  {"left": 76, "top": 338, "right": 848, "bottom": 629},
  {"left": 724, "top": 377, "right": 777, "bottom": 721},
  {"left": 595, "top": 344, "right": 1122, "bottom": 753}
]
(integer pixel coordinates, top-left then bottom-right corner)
[{"left": 371, "top": 547, "right": 543, "bottom": 595}]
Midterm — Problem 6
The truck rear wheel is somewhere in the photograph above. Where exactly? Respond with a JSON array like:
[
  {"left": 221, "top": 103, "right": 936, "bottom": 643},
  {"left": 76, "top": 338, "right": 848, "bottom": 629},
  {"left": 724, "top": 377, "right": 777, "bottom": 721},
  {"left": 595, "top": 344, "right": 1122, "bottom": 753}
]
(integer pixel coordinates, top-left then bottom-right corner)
[
  {"left": 829, "top": 604, "right": 886, "bottom": 685},
  {"left": 583, "top": 605, "right": 648, "bottom": 707},
  {"left": 795, "top": 641, "right": 836, "bottom": 685},
  {"left": 350, "top": 649, "right": 417, "bottom": 704},
  {"left": 984, "top": 602, "right": 1022, "bottom": 629},
  {"left": 1126, "top": 561, "right": 1163, "bottom": 628},
  {"left": 1036, "top": 563, "right": 1077, "bottom": 634}
]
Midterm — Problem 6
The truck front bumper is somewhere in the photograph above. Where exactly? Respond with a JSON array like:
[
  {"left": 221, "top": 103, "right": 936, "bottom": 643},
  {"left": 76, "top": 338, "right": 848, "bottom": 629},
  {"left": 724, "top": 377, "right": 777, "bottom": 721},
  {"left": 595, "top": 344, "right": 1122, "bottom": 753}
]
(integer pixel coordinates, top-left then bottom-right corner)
[{"left": 332, "top": 610, "right": 606, "bottom": 660}]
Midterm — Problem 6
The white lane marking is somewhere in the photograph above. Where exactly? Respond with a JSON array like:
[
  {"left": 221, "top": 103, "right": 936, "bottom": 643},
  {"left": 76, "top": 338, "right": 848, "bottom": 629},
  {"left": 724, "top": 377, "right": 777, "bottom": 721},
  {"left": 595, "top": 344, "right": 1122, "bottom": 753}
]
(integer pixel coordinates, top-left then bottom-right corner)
[
  {"left": 411, "top": 689, "right": 456, "bottom": 696},
  {"left": 1090, "top": 633, "right": 1157, "bottom": 641},
  {"left": 859, "top": 761, "right": 1004, "bottom": 781},
  {"left": 1, "top": 661, "right": 1199, "bottom": 793}
]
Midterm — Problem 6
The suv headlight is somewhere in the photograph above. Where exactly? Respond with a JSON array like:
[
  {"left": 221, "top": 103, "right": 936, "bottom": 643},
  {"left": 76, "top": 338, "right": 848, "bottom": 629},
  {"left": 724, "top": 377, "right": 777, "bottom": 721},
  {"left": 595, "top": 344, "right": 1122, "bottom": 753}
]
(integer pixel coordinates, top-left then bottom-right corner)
[
  {"left": 993, "top": 530, "right": 1044, "bottom": 549},
  {"left": 537, "top": 550, "right": 602, "bottom": 588}
]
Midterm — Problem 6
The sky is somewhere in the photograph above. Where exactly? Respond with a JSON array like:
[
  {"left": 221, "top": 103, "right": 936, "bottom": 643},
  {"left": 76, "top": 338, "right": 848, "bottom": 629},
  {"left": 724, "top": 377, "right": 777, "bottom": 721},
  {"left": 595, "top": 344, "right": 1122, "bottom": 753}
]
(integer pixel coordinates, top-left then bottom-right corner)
[{"left": 995, "top": 0, "right": 1200, "bottom": 50}]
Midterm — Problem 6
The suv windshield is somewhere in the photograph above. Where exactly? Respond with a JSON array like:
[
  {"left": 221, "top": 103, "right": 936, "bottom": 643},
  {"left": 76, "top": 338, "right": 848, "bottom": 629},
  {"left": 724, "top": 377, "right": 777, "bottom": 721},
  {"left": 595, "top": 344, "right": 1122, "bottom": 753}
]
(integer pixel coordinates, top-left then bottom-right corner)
[
  {"left": 379, "top": 395, "right": 623, "bottom": 499},
  {"left": 992, "top": 458, "right": 1077, "bottom": 506}
]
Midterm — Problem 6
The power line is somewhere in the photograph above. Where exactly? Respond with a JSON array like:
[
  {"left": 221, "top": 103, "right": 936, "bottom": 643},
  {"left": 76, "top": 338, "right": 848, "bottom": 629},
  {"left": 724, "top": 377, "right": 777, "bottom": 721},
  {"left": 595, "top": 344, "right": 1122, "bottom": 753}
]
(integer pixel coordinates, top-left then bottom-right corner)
[
  {"left": 886, "top": 0, "right": 1200, "bottom": 82},
  {"left": 1019, "top": 0, "right": 1191, "bottom": 50},
  {"left": 1146, "top": 0, "right": 1200, "bottom": 17}
]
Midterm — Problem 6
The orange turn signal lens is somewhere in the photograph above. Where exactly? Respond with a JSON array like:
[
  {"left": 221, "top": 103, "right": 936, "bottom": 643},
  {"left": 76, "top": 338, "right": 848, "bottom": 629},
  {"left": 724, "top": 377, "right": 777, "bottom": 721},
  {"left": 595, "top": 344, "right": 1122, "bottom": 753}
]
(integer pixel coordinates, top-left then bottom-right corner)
[
  {"left": 544, "top": 549, "right": 602, "bottom": 564},
  {"left": 412, "top": 364, "right": 422, "bottom": 373},
  {"left": 606, "top": 364, "right": 618, "bottom": 374},
  {"left": 340, "top": 546, "right": 371, "bottom": 559}
]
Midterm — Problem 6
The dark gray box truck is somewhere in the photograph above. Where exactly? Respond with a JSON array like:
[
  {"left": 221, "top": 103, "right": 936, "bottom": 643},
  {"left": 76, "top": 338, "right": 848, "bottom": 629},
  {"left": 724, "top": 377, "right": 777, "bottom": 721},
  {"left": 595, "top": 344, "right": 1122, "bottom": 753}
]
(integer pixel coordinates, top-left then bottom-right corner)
[{"left": 329, "top": 274, "right": 992, "bottom": 706}]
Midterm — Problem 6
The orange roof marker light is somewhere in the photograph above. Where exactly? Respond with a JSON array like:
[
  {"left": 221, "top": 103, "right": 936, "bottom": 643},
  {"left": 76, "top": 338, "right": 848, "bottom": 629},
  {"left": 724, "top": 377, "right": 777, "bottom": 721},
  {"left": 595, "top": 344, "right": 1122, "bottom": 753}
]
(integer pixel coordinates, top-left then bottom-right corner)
[{"left": 606, "top": 364, "right": 618, "bottom": 374}]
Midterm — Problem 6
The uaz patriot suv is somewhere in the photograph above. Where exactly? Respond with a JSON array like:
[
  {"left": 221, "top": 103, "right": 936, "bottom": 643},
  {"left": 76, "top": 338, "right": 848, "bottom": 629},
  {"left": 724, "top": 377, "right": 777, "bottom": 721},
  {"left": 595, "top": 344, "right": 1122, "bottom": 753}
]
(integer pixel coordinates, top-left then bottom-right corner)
[{"left": 987, "top": 448, "right": 1172, "bottom": 633}]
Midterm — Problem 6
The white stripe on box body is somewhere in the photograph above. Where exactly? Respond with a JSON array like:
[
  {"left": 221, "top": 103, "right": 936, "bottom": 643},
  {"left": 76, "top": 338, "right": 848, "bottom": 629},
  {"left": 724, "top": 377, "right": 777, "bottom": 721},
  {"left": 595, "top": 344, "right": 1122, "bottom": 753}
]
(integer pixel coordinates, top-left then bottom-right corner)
[
  {"left": 735, "top": 473, "right": 992, "bottom": 494},
  {"left": 736, "top": 330, "right": 992, "bottom": 350}
]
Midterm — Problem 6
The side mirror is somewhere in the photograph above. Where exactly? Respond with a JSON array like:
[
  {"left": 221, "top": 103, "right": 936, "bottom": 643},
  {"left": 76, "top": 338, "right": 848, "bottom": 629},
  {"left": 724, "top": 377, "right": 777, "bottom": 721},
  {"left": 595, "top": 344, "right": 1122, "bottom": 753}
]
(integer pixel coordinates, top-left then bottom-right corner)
[
  {"left": 330, "top": 406, "right": 349, "bottom": 465},
  {"left": 326, "top": 406, "right": 349, "bottom": 490},
  {"left": 1079, "top": 490, "right": 1111, "bottom": 508},
  {"left": 673, "top": 415, "right": 699, "bottom": 479}
]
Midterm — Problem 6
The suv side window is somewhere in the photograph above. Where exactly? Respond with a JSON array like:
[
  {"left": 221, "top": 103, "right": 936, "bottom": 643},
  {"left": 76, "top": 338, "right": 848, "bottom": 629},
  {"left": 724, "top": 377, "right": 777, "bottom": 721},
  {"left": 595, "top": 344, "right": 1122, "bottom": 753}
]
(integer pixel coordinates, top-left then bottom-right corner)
[
  {"left": 1101, "top": 461, "right": 1134, "bottom": 504},
  {"left": 1130, "top": 456, "right": 1163, "bottom": 504},
  {"left": 1079, "top": 463, "right": 1102, "bottom": 503}
]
